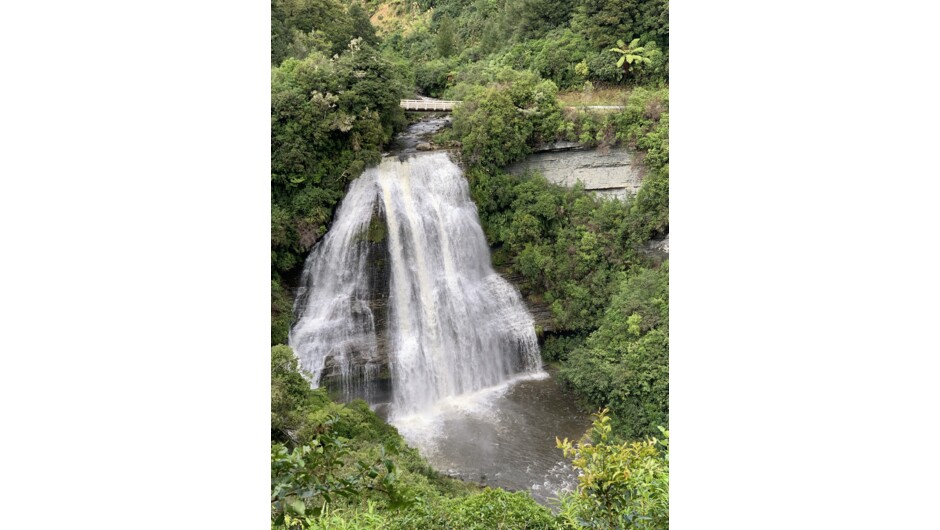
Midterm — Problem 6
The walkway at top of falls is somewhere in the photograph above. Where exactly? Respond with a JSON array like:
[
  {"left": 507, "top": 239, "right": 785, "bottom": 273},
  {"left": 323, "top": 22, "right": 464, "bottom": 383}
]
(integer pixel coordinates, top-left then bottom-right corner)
[{"left": 400, "top": 99, "right": 626, "bottom": 113}]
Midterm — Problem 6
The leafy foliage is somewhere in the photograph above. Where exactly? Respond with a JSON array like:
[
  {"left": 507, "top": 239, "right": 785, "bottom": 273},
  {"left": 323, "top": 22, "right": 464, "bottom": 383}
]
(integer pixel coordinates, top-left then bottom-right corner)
[
  {"left": 451, "top": 74, "right": 561, "bottom": 168},
  {"left": 610, "top": 38, "right": 654, "bottom": 80},
  {"left": 557, "top": 409, "right": 669, "bottom": 529},
  {"left": 272, "top": 0, "right": 380, "bottom": 65},
  {"left": 435, "top": 14, "right": 456, "bottom": 58},
  {"left": 272, "top": 279, "right": 294, "bottom": 346},
  {"left": 572, "top": 0, "right": 669, "bottom": 52},
  {"left": 560, "top": 265, "right": 669, "bottom": 440},
  {"left": 271, "top": 420, "right": 398, "bottom": 524},
  {"left": 375, "top": 0, "right": 667, "bottom": 90},
  {"left": 442, "top": 488, "right": 559, "bottom": 529},
  {"left": 414, "top": 58, "right": 457, "bottom": 97}
]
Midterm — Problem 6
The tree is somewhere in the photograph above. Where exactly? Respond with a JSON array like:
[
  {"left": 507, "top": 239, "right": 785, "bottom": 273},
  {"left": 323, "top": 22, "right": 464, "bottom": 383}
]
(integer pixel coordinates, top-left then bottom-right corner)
[
  {"left": 610, "top": 38, "right": 653, "bottom": 80},
  {"left": 436, "top": 14, "right": 456, "bottom": 58},
  {"left": 572, "top": 0, "right": 669, "bottom": 51},
  {"left": 347, "top": 3, "right": 378, "bottom": 48}
]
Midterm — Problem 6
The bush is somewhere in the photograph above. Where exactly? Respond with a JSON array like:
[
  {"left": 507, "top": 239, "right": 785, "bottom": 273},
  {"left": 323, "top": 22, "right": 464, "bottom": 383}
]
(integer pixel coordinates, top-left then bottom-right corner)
[
  {"left": 271, "top": 344, "right": 322, "bottom": 441},
  {"left": 557, "top": 409, "right": 669, "bottom": 529},
  {"left": 451, "top": 71, "right": 561, "bottom": 168},
  {"left": 559, "top": 265, "right": 669, "bottom": 440},
  {"left": 272, "top": 278, "right": 293, "bottom": 346},
  {"left": 444, "top": 489, "right": 558, "bottom": 530},
  {"left": 414, "top": 58, "right": 456, "bottom": 97},
  {"left": 541, "top": 334, "right": 587, "bottom": 363},
  {"left": 468, "top": 167, "right": 636, "bottom": 333},
  {"left": 583, "top": 50, "right": 625, "bottom": 84},
  {"left": 452, "top": 87, "right": 531, "bottom": 168},
  {"left": 279, "top": 503, "right": 391, "bottom": 530},
  {"left": 271, "top": 427, "right": 398, "bottom": 524}
]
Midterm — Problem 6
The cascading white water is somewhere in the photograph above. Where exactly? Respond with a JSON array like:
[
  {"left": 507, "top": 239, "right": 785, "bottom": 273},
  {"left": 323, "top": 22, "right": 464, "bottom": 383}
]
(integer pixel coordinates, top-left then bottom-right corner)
[
  {"left": 289, "top": 152, "right": 542, "bottom": 415},
  {"left": 289, "top": 175, "right": 381, "bottom": 396}
]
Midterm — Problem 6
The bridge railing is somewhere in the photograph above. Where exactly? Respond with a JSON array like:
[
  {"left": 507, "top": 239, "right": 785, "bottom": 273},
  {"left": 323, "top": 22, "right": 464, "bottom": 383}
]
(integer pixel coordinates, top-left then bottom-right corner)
[
  {"left": 400, "top": 99, "right": 462, "bottom": 111},
  {"left": 401, "top": 99, "right": 628, "bottom": 113}
]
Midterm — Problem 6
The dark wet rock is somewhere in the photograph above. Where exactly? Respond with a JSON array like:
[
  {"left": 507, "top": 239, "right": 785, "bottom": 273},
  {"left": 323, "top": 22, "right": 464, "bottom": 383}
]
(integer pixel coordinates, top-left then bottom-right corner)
[
  {"left": 640, "top": 235, "right": 669, "bottom": 265},
  {"left": 531, "top": 140, "right": 584, "bottom": 153},
  {"left": 497, "top": 268, "right": 555, "bottom": 335},
  {"left": 389, "top": 116, "right": 451, "bottom": 154}
]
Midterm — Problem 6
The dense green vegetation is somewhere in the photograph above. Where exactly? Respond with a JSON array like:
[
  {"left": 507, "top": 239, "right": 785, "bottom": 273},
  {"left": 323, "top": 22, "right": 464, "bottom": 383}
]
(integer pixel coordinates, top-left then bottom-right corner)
[
  {"left": 452, "top": 81, "right": 669, "bottom": 440},
  {"left": 558, "top": 409, "right": 669, "bottom": 529},
  {"left": 273, "top": 345, "right": 668, "bottom": 529},
  {"left": 271, "top": 0, "right": 669, "bottom": 527},
  {"left": 270, "top": 10, "right": 409, "bottom": 344}
]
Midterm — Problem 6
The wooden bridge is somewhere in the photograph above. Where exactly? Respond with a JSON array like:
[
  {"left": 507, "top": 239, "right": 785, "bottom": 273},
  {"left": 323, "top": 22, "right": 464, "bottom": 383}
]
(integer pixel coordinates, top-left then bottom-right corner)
[{"left": 400, "top": 99, "right": 461, "bottom": 112}]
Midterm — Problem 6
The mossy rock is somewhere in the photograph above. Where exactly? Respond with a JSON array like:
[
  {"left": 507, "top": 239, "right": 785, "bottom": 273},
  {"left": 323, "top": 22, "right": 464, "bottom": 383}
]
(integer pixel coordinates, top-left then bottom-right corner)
[{"left": 356, "top": 216, "right": 387, "bottom": 243}]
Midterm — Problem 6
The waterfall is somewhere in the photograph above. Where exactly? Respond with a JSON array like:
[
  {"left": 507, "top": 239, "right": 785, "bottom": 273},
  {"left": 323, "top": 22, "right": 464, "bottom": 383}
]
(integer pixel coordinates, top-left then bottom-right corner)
[
  {"left": 289, "top": 175, "right": 381, "bottom": 398},
  {"left": 289, "top": 152, "right": 542, "bottom": 415}
]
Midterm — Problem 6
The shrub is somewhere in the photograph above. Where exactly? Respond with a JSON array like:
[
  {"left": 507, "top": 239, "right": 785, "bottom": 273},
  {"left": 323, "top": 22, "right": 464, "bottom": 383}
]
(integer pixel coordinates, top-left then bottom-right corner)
[
  {"left": 415, "top": 58, "right": 455, "bottom": 97},
  {"left": 557, "top": 409, "right": 669, "bottom": 529},
  {"left": 559, "top": 265, "right": 669, "bottom": 440},
  {"left": 271, "top": 278, "right": 293, "bottom": 346},
  {"left": 451, "top": 71, "right": 561, "bottom": 169},
  {"left": 444, "top": 489, "right": 558, "bottom": 530},
  {"left": 271, "top": 431, "right": 397, "bottom": 524}
]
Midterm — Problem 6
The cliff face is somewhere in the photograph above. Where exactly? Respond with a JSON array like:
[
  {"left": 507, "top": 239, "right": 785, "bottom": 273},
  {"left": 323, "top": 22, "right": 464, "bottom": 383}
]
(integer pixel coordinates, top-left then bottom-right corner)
[
  {"left": 507, "top": 144, "right": 643, "bottom": 200},
  {"left": 495, "top": 267, "right": 556, "bottom": 336}
]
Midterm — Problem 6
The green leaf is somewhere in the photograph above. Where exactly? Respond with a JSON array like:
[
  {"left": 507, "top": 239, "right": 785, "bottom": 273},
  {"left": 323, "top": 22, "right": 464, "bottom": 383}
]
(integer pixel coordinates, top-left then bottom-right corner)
[{"left": 617, "top": 56, "right": 625, "bottom": 68}]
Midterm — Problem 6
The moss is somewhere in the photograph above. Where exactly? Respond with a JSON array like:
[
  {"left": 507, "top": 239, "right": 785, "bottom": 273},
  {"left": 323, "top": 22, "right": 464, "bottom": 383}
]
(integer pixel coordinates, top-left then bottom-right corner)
[
  {"left": 366, "top": 216, "right": 387, "bottom": 242},
  {"left": 356, "top": 215, "right": 387, "bottom": 244}
]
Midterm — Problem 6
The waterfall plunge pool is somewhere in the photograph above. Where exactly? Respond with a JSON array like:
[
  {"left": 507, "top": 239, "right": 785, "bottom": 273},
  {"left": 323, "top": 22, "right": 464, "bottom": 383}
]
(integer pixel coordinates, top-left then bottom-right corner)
[{"left": 382, "top": 370, "right": 592, "bottom": 507}]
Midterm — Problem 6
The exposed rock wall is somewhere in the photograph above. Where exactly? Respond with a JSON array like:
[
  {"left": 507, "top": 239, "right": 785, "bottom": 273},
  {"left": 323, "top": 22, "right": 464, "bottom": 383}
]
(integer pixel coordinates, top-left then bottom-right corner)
[{"left": 507, "top": 144, "right": 643, "bottom": 200}]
